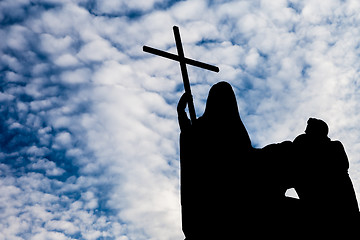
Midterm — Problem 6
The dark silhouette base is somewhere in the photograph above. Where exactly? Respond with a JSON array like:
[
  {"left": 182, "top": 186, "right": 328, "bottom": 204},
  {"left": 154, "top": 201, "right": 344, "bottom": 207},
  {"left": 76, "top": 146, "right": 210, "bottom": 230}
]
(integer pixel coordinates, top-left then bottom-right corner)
[{"left": 178, "top": 83, "right": 359, "bottom": 239}]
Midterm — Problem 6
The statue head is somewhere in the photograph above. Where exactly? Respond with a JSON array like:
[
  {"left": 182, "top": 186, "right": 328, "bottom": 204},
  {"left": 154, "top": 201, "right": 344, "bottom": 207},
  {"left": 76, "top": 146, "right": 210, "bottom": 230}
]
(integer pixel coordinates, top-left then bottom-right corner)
[
  {"left": 305, "top": 118, "right": 329, "bottom": 138},
  {"left": 202, "top": 81, "right": 240, "bottom": 122}
]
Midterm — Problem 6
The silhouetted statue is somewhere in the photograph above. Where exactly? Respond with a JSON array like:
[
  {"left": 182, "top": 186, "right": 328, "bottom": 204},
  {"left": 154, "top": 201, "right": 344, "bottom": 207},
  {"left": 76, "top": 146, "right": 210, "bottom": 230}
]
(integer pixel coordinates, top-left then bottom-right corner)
[
  {"left": 254, "top": 118, "right": 360, "bottom": 238},
  {"left": 178, "top": 81, "right": 253, "bottom": 239},
  {"left": 179, "top": 87, "right": 359, "bottom": 238},
  {"left": 292, "top": 118, "right": 359, "bottom": 236}
]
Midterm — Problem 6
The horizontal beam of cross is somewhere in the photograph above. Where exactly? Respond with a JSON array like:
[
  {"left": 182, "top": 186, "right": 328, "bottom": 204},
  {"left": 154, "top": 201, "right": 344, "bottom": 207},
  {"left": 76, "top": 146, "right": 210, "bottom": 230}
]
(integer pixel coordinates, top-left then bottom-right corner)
[
  {"left": 143, "top": 45, "right": 219, "bottom": 73},
  {"left": 143, "top": 26, "right": 220, "bottom": 123}
]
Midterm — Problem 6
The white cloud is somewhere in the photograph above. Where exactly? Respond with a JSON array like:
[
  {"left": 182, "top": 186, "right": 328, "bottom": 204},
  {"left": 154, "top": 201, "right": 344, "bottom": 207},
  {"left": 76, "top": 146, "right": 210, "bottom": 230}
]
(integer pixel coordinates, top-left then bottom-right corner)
[
  {"left": 0, "top": 92, "right": 15, "bottom": 101},
  {"left": 29, "top": 158, "right": 65, "bottom": 176},
  {"left": 6, "top": 25, "right": 30, "bottom": 51},
  {"left": 93, "top": 0, "right": 166, "bottom": 14},
  {"left": 46, "top": 220, "right": 79, "bottom": 235},
  {"left": 30, "top": 229, "right": 69, "bottom": 240},
  {"left": 77, "top": 38, "right": 123, "bottom": 62},
  {"left": 61, "top": 68, "right": 91, "bottom": 84},
  {"left": 40, "top": 33, "right": 74, "bottom": 54},
  {"left": 54, "top": 53, "right": 80, "bottom": 67},
  {"left": 54, "top": 132, "right": 72, "bottom": 148}
]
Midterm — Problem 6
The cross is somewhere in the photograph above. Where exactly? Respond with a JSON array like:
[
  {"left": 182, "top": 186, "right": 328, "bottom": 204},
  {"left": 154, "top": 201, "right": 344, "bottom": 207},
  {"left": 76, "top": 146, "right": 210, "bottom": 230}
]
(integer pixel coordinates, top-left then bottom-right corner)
[{"left": 143, "top": 26, "right": 219, "bottom": 122}]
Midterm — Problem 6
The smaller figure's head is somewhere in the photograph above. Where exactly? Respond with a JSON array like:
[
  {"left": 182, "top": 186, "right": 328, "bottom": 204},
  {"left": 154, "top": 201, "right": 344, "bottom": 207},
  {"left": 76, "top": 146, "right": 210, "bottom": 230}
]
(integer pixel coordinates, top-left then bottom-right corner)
[{"left": 305, "top": 118, "right": 329, "bottom": 138}]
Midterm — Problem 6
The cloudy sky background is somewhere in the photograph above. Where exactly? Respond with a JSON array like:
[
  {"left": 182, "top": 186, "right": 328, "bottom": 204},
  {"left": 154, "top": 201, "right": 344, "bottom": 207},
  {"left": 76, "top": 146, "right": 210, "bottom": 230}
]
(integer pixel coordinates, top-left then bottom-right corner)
[{"left": 1, "top": 0, "right": 360, "bottom": 239}]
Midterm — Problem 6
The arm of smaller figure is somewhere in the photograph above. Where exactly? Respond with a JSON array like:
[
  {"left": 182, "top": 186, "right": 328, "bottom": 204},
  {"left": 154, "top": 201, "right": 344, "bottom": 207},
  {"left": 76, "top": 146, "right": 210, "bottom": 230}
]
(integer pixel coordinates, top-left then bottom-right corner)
[
  {"left": 177, "top": 92, "right": 192, "bottom": 132},
  {"left": 262, "top": 141, "right": 295, "bottom": 188}
]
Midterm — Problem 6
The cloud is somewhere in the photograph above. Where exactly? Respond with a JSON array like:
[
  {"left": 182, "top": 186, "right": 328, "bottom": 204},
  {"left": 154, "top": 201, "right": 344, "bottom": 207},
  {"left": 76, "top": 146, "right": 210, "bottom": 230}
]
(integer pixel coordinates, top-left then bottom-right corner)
[{"left": 1, "top": 0, "right": 360, "bottom": 239}]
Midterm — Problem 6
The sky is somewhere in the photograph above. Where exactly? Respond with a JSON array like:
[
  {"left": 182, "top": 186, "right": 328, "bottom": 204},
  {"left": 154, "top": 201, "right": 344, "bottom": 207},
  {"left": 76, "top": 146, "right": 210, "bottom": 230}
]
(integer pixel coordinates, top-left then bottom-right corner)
[{"left": 1, "top": 0, "right": 360, "bottom": 239}]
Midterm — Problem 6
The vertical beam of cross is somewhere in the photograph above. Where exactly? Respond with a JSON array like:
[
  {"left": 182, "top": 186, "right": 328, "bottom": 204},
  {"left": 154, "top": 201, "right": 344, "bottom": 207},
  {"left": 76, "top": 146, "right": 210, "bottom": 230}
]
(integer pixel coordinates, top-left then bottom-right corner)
[
  {"left": 143, "top": 26, "right": 219, "bottom": 123},
  {"left": 172, "top": 26, "right": 197, "bottom": 122}
]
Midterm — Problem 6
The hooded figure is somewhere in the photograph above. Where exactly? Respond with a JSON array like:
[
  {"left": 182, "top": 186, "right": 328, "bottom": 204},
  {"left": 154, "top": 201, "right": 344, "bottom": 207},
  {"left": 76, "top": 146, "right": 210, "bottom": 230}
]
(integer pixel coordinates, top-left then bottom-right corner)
[
  {"left": 293, "top": 118, "right": 359, "bottom": 236},
  {"left": 178, "top": 82, "right": 253, "bottom": 239}
]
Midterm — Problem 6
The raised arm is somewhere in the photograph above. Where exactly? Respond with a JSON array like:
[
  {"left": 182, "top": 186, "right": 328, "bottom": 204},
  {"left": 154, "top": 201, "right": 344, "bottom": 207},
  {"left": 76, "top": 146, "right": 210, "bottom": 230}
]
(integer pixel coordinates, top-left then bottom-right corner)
[{"left": 177, "top": 93, "right": 192, "bottom": 132}]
